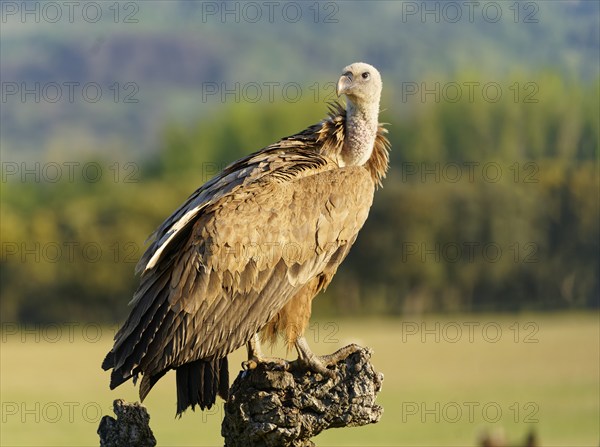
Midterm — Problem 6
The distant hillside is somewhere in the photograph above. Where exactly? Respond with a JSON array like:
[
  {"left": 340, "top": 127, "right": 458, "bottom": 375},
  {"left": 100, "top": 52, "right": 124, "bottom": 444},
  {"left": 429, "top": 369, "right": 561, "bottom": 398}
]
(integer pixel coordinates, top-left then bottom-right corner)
[{"left": 1, "top": 0, "right": 598, "bottom": 157}]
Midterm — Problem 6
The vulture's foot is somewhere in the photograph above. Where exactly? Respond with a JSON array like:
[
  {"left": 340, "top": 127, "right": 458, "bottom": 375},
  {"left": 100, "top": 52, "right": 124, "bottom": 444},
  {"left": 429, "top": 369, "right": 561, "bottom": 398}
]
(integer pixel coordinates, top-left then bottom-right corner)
[
  {"left": 243, "top": 333, "right": 289, "bottom": 371},
  {"left": 291, "top": 337, "right": 362, "bottom": 378},
  {"left": 242, "top": 356, "right": 290, "bottom": 372},
  {"left": 319, "top": 343, "right": 363, "bottom": 364}
]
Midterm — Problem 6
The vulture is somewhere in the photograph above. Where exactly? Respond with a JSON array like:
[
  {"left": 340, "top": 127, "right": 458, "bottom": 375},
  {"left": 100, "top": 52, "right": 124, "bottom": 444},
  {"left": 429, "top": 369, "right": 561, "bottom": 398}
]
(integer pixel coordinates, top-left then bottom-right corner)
[{"left": 102, "top": 62, "right": 390, "bottom": 415}]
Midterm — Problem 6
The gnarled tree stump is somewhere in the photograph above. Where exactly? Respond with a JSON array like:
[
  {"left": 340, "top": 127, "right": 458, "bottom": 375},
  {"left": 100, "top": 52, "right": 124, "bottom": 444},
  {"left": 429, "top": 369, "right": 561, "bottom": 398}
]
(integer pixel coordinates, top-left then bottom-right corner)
[
  {"left": 98, "top": 347, "right": 383, "bottom": 446},
  {"left": 98, "top": 399, "right": 156, "bottom": 447},
  {"left": 222, "top": 347, "right": 383, "bottom": 447}
]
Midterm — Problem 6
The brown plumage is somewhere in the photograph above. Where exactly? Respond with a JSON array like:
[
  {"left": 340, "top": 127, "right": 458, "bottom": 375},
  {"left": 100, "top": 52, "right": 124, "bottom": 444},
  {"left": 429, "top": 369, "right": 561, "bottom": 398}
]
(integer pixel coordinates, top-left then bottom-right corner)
[{"left": 102, "top": 63, "right": 390, "bottom": 415}]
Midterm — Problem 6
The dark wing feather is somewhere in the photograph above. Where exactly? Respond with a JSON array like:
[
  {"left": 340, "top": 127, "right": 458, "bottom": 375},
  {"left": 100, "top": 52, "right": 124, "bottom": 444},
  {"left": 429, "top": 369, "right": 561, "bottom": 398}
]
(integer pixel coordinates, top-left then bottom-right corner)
[{"left": 143, "top": 163, "right": 375, "bottom": 373}]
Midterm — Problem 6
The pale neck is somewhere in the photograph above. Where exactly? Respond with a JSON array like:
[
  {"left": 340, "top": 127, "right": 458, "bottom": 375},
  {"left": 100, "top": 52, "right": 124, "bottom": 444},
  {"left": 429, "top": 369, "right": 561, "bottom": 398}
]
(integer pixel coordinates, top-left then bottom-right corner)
[{"left": 340, "top": 99, "right": 380, "bottom": 167}]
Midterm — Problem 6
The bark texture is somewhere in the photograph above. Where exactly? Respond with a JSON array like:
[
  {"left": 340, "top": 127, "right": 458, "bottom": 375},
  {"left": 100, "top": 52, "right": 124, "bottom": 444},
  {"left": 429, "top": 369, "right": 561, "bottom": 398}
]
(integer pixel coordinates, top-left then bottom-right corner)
[
  {"left": 98, "top": 399, "right": 156, "bottom": 447},
  {"left": 221, "top": 347, "right": 383, "bottom": 447}
]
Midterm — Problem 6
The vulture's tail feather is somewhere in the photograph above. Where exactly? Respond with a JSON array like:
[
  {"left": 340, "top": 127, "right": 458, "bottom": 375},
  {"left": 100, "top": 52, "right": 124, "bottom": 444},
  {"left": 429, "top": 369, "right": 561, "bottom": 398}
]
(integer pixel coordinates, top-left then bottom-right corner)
[
  {"left": 101, "top": 351, "right": 114, "bottom": 371},
  {"left": 139, "top": 369, "right": 168, "bottom": 401},
  {"left": 175, "top": 357, "right": 229, "bottom": 415}
]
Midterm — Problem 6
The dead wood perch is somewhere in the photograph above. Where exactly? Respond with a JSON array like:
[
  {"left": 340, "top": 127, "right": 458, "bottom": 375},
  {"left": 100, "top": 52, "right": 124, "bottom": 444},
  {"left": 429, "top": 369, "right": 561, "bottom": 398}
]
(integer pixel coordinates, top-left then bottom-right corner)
[
  {"left": 222, "top": 347, "right": 383, "bottom": 447},
  {"left": 97, "top": 399, "right": 156, "bottom": 447},
  {"left": 98, "top": 348, "right": 382, "bottom": 446}
]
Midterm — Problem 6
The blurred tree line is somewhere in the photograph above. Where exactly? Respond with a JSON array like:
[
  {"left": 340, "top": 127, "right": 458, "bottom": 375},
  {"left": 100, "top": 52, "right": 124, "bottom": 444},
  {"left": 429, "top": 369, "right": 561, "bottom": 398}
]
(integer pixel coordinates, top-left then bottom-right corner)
[{"left": 1, "top": 73, "right": 598, "bottom": 323}]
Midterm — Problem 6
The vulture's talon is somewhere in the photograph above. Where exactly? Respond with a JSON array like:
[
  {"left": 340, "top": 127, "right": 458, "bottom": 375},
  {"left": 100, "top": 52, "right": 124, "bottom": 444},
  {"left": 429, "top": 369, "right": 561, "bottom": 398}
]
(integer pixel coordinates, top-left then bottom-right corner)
[
  {"left": 241, "top": 359, "right": 258, "bottom": 371},
  {"left": 319, "top": 343, "right": 362, "bottom": 365},
  {"left": 290, "top": 356, "right": 336, "bottom": 379},
  {"left": 292, "top": 338, "right": 364, "bottom": 379},
  {"left": 244, "top": 335, "right": 290, "bottom": 371},
  {"left": 242, "top": 355, "right": 289, "bottom": 372}
]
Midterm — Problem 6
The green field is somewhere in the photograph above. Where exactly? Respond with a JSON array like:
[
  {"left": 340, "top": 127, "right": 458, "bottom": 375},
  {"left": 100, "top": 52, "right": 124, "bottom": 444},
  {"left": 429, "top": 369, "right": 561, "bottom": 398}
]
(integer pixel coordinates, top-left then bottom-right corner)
[{"left": 1, "top": 313, "right": 598, "bottom": 446}]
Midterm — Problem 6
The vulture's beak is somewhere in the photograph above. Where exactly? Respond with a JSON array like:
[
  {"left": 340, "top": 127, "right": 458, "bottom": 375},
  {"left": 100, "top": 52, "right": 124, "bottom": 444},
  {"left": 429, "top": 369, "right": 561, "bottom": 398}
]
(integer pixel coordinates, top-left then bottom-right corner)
[{"left": 336, "top": 72, "right": 353, "bottom": 97}]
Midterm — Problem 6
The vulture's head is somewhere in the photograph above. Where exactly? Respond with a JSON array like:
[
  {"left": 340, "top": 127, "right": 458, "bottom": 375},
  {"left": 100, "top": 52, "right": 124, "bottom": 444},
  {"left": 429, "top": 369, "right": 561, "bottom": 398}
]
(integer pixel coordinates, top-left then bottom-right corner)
[{"left": 336, "top": 62, "right": 382, "bottom": 109}]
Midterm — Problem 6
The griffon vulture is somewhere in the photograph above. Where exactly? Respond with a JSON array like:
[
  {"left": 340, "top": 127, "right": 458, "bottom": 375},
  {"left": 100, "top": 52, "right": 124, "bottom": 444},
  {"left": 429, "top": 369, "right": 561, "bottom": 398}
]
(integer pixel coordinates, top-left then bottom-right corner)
[{"left": 103, "top": 62, "right": 390, "bottom": 414}]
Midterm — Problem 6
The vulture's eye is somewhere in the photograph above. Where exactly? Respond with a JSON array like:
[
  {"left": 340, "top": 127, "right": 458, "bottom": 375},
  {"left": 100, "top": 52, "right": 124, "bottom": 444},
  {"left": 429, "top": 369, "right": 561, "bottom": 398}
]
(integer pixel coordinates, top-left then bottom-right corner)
[{"left": 362, "top": 72, "right": 370, "bottom": 80}]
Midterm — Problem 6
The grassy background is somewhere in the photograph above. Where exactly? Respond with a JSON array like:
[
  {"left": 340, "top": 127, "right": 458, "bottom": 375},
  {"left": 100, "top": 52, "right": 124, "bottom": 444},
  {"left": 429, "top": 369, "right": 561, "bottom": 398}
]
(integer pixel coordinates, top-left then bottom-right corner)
[{"left": 1, "top": 313, "right": 598, "bottom": 446}]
